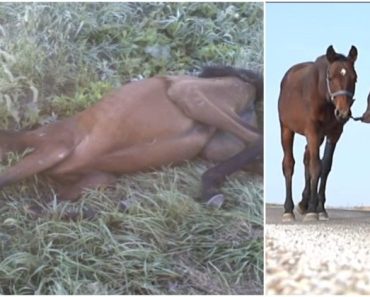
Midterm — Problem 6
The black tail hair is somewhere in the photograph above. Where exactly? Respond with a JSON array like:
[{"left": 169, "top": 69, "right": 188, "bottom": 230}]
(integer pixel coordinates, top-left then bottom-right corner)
[{"left": 198, "top": 65, "right": 263, "bottom": 101}]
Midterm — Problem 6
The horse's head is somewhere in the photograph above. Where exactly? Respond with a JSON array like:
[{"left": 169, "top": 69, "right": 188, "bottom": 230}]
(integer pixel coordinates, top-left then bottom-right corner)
[{"left": 325, "top": 45, "right": 357, "bottom": 123}]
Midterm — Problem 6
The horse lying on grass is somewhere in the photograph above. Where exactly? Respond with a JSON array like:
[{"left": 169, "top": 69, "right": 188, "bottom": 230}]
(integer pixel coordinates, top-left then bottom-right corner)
[{"left": 0, "top": 66, "right": 263, "bottom": 207}]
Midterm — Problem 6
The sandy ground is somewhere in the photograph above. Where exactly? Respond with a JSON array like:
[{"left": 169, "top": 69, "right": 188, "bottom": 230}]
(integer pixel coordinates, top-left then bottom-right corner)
[{"left": 266, "top": 204, "right": 370, "bottom": 295}]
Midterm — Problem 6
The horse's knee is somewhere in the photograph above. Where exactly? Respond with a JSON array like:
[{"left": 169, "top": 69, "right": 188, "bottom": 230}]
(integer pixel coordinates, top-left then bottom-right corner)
[{"left": 282, "top": 155, "right": 295, "bottom": 176}]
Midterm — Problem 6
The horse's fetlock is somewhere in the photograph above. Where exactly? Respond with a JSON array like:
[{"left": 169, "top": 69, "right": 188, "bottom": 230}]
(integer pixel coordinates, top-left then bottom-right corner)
[{"left": 202, "top": 171, "right": 223, "bottom": 186}]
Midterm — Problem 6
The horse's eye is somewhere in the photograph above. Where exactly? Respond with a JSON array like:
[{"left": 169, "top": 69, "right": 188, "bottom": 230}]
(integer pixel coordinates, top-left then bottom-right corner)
[{"left": 340, "top": 68, "right": 347, "bottom": 76}]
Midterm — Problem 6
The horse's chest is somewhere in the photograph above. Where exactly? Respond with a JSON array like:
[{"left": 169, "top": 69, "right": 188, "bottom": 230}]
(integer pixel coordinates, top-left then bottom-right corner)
[{"left": 317, "top": 116, "right": 342, "bottom": 136}]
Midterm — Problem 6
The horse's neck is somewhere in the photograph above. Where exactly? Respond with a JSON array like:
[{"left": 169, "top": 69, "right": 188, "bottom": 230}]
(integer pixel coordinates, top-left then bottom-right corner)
[{"left": 314, "top": 59, "right": 330, "bottom": 101}]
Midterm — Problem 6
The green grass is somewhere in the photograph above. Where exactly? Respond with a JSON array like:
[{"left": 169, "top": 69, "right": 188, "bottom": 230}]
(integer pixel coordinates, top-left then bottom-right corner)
[
  {"left": 0, "top": 3, "right": 263, "bottom": 294},
  {"left": 0, "top": 162, "right": 263, "bottom": 294}
]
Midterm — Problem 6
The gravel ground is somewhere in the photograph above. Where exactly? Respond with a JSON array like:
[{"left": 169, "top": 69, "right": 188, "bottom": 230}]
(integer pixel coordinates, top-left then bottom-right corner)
[{"left": 266, "top": 205, "right": 370, "bottom": 295}]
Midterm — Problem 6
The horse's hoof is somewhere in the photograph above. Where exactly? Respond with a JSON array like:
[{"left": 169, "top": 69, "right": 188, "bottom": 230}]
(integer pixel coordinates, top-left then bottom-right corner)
[
  {"left": 206, "top": 194, "right": 225, "bottom": 209},
  {"left": 318, "top": 211, "right": 329, "bottom": 221},
  {"left": 303, "top": 212, "right": 318, "bottom": 222},
  {"left": 282, "top": 212, "right": 295, "bottom": 222}
]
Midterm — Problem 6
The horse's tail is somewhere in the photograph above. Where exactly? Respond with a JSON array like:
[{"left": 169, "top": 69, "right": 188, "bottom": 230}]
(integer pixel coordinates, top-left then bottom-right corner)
[{"left": 198, "top": 65, "right": 263, "bottom": 102}]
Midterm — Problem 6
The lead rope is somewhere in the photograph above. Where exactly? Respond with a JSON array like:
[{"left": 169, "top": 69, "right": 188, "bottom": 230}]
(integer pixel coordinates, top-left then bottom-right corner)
[{"left": 351, "top": 115, "right": 362, "bottom": 121}]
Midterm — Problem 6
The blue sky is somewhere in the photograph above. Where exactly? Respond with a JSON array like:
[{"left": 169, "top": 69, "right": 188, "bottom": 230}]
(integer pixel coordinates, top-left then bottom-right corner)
[{"left": 266, "top": 3, "right": 370, "bottom": 207}]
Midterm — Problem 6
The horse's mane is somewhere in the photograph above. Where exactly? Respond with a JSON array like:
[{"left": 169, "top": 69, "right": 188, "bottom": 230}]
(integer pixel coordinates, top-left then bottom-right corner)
[{"left": 198, "top": 65, "right": 263, "bottom": 102}]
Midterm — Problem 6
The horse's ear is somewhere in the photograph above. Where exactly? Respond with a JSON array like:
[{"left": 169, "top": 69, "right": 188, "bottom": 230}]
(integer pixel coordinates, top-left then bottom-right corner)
[
  {"left": 348, "top": 45, "right": 358, "bottom": 63},
  {"left": 326, "top": 45, "right": 336, "bottom": 63}
]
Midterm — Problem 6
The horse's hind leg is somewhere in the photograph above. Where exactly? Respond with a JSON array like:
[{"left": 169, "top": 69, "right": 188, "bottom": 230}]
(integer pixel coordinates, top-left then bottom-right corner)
[
  {"left": 298, "top": 145, "right": 310, "bottom": 214},
  {"left": 201, "top": 138, "right": 263, "bottom": 208},
  {"left": 0, "top": 143, "right": 74, "bottom": 189},
  {"left": 281, "top": 124, "right": 295, "bottom": 222}
]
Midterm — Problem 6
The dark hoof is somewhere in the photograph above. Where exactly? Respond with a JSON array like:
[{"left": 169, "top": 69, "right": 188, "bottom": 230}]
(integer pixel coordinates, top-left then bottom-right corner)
[
  {"left": 206, "top": 194, "right": 225, "bottom": 209},
  {"left": 318, "top": 211, "right": 329, "bottom": 221},
  {"left": 282, "top": 212, "right": 295, "bottom": 222},
  {"left": 119, "top": 201, "right": 129, "bottom": 211},
  {"left": 303, "top": 212, "right": 318, "bottom": 222}
]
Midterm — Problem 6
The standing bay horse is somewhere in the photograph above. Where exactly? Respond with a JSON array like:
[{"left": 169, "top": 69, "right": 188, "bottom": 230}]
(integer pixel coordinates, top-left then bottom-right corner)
[
  {"left": 278, "top": 46, "right": 357, "bottom": 222},
  {"left": 0, "top": 66, "right": 263, "bottom": 206}
]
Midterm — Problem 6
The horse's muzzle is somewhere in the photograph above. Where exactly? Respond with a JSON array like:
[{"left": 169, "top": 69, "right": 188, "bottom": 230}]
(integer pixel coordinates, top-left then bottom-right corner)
[{"left": 334, "top": 108, "right": 350, "bottom": 122}]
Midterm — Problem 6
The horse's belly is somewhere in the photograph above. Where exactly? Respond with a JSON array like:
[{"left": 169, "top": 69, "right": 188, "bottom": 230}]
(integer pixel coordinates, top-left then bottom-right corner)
[
  {"left": 49, "top": 125, "right": 214, "bottom": 176},
  {"left": 95, "top": 126, "right": 215, "bottom": 172},
  {"left": 279, "top": 101, "right": 307, "bottom": 135}
]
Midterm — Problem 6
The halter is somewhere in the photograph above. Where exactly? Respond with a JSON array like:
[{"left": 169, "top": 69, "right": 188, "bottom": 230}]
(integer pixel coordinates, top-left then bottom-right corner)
[{"left": 326, "top": 69, "right": 354, "bottom": 103}]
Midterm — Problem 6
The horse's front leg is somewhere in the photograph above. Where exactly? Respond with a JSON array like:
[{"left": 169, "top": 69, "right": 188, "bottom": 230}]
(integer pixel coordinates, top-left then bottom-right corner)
[
  {"left": 304, "top": 132, "right": 322, "bottom": 222},
  {"left": 167, "top": 84, "right": 261, "bottom": 144},
  {"left": 201, "top": 137, "right": 262, "bottom": 208},
  {"left": 299, "top": 136, "right": 324, "bottom": 214}
]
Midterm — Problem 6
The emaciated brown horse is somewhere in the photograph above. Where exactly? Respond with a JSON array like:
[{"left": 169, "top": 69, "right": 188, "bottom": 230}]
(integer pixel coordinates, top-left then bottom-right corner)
[
  {"left": 0, "top": 66, "right": 263, "bottom": 206},
  {"left": 278, "top": 46, "right": 357, "bottom": 222}
]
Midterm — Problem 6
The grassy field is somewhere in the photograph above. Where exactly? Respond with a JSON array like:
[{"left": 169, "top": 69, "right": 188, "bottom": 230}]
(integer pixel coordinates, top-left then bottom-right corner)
[{"left": 0, "top": 3, "right": 263, "bottom": 294}]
